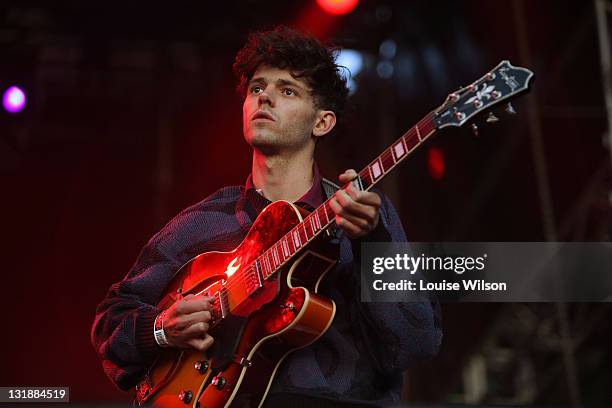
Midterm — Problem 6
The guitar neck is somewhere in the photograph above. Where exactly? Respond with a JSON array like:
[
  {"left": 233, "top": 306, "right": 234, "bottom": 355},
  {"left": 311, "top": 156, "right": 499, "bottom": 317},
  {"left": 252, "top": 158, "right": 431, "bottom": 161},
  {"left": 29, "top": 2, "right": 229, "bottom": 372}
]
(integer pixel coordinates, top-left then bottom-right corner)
[
  {"left": 353, "top": 111, "right": 437, "bottom": 192},
  {"left": 254, "top": 111, "right": 437, "bottom": 282}
]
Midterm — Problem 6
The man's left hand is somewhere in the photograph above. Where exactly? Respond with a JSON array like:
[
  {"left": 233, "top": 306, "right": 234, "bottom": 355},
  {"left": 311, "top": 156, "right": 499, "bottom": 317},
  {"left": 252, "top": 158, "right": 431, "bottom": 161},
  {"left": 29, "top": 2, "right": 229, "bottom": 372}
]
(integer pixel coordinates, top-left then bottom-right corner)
[{"left": 330, "top": 169, "right": 381, "bottom": 239}]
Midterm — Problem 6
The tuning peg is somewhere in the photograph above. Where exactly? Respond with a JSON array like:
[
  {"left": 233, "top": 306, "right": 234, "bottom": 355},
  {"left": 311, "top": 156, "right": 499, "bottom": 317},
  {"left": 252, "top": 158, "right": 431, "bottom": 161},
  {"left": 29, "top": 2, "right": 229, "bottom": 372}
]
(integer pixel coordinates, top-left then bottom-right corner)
[
  {"left": 505, "top": 102, "right": 516, "bottom": 115},
  {"left": 471, "top": 123, "right": 479, "bottom": 136},
  {"left": 486, "top": 112, "right": 499, "bottom": 123},
  {"left": 447, "top": 92, "right": 460, "bottom": 102}
]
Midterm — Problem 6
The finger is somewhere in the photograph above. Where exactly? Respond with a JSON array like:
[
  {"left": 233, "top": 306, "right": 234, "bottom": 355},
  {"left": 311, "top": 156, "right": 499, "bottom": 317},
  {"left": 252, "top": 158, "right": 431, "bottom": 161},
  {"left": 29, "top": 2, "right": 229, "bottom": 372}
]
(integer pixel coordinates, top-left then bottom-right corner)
[
  {"left": 334, "top": 190, "right": 378, "bottom": 222},
  {"left": 183, "top": 293, "right": 216, "bottom": 303},
  {"left": 193, "top": 294, "right": 216, "bottom": 304},
  {"left": 336, "top": 207, "right": 370, "bottom": 230},
  {"left": 192, "top": 294, "right": 215, "bottom": 307},
  {"left": 188, "top": 334, "right": 214, "bottom": 352},
  {"left": 338, "top": 188, "right": 381, "bottom": 210},
  {"left": 338, "top": 169, "right": 358, "bottom": 184},
  {"left": 174, "top": 296, "right": 214, "bottom": 315},
  {"left": 335, "top": 216, "right": 363, "bottom": 238},
  {"left": 182, "top": 321, "right": 210, "bottom": 337},
  {"left": 329, "top": 195, "right": 369, "bottom": 226},
  {"left": 175, "top": 310, "right": 212, "bottom": 329},
  {"left": 344, "top": 189, "right": 381, "bottom": 208}
]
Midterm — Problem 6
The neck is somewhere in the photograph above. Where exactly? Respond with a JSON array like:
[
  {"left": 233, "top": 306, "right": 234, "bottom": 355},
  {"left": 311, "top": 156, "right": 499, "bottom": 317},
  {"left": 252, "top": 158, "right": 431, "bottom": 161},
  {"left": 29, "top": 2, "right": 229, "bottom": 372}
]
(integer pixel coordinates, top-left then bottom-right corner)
[{"left": 251, "top": 149, "right": 315, "bottom": 202}]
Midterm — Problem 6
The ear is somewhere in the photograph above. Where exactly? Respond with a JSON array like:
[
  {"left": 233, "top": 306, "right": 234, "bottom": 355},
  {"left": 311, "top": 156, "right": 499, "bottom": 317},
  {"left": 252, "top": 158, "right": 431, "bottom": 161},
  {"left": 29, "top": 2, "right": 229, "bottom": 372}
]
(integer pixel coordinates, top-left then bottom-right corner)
[{"left": 312, "top": 110, "right": 337, "bottom": 138}]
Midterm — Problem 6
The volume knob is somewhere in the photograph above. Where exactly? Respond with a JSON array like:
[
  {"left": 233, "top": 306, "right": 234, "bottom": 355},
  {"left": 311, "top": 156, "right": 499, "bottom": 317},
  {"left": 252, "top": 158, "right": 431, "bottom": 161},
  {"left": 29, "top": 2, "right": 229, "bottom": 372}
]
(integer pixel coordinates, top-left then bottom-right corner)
[
  {"left": 178, "top": 390, "right": 193, "bottom": 404},
  {"left": 194, "top": 360, "right": 209, "bottom": 374},
  {"left": 211, "top": 374, "right": 227, "bottom": 390}
]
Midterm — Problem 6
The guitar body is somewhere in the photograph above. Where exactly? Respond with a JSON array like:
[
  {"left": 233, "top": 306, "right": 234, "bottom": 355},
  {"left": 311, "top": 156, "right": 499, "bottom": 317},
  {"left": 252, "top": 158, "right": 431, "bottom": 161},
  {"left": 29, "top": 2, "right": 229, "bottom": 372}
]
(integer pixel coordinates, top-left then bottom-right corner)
[{"left": 136, "top": 200, "right": 338, "bottom": 408}]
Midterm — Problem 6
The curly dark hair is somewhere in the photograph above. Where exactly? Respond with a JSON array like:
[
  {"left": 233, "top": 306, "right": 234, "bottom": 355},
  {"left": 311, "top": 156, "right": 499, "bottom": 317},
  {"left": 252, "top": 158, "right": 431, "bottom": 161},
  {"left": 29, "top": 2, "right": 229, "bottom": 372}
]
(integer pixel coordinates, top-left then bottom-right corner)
[{"left": 233, "top": 26, "right": 349, "bottom": 122}]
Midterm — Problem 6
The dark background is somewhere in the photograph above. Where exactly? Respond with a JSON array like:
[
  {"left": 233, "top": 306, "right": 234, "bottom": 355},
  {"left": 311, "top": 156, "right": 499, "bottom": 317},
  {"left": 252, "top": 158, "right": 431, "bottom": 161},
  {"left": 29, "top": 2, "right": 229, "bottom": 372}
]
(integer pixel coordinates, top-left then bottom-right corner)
[{"left": 1, "top": 0, "right": 611, "bottom": 405}]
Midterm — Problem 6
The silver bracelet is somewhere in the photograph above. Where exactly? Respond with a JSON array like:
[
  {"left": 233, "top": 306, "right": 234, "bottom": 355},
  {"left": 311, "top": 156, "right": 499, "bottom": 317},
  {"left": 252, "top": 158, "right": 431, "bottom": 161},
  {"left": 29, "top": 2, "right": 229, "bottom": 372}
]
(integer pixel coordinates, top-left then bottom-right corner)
[{"left": 153, "top": 310, "right": 169, "bottom": 347}]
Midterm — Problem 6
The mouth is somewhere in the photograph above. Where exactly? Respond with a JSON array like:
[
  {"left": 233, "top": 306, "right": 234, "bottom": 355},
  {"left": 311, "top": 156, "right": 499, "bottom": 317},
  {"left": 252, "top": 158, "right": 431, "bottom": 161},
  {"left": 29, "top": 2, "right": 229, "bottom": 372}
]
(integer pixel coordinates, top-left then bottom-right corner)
[{"left": 251, "top": 110, "right": 275, "bottom": 122}]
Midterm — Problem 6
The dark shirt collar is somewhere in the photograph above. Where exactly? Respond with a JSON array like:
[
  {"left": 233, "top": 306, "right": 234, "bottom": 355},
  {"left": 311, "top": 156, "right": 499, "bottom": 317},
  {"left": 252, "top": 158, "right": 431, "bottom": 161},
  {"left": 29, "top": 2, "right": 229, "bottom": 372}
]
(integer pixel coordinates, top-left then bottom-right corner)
[{"left": 244, "top": 163, "right": 325, "bottom": 209}]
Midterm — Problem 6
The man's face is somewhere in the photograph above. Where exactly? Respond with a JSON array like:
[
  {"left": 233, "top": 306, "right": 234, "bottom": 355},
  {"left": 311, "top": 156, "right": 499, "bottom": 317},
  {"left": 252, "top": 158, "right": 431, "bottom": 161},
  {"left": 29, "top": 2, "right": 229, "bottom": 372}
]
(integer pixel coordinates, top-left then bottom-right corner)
[{"left": 242, "top": 66, "right": 319, "bottom": 154}]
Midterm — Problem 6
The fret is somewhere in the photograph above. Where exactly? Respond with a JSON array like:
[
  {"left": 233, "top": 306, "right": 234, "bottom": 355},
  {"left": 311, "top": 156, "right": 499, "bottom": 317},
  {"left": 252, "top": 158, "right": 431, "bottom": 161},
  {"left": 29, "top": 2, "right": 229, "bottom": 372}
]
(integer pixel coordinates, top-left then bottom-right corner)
[
  {"left": 314, "top": 211, "right": 321, "bottom": 230},
  {"left": 267, "top": 251, "right": 275, "bottom": 270},
  {"left": 405, "top": 132, "right": 419, "bottom": 151},
  {"left": 299, "top": 225, "right": 308, "bottom": 244},
  {"left": 309, "top": 216, "right": 318, "bottom": 234},
  {"left": 292, "top": 229, "right": 301, "bottom": 250},
  {"left": 358, "top": 170, "right": 373, "bottom": 190},
  {"left": 269, "top": 247, "right": 275, "bottom": 266},
  {"left": 254, "top": 259, "right": 263, "bottom": 282},
  {"left": 256, "top": 257, "right": 264, "bottom": 279},
  {"left": 281, "top": 238, "right": 290, "bottom": 258},
  {"left": 275, "top": 244, "right": 282, "bottom": 264},
  {"left": 271, "top": 246, "right": 280, "bottom": 267},
  {"left": 276, "top": 243, "right": 285, "bottom": 262},
  {"left": 253, "top": 266, "right": 263, "bottom": 289},
  {"left": 263, "top": 254, "right": 271, "bottom": 277},
  {"left": 258, "top": 256, "right": 265, "bottom": 279},
  {"left": 416, "top": 124, "right": 422, "bottom": 141},
  {"left": 320, "top": 204, "right": 331, "bottom": 224},
  {"left": 392, "top": 138, "right": 408, "bottom": 161},
  {"left": 303, "top": 218, "right": 314, "bottom": 238},
  {"left": 381, "top": 149, "right": 394, "bottom": 173},
  {"left": 370, "top": 158, "right": 383, "bottom": 181},
  {"left": 286, "top": 234, "right": 296, "bottom": 255},
  {"left": 259, "top": 255, "right": 266, "bottom": 278}
]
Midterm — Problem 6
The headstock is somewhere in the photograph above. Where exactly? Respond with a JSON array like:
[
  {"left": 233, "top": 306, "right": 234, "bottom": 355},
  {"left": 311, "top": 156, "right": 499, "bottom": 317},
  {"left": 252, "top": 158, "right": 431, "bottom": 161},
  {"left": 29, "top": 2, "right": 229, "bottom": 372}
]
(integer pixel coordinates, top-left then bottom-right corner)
[{"left": 433, "top": 60, "right": 534, "bottom": 129}]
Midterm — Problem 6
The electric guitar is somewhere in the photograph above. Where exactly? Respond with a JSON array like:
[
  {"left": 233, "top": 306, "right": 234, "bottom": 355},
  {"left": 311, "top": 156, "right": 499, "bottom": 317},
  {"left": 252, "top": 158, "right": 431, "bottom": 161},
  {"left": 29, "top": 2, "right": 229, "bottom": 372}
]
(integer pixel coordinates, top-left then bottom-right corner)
[{"left": 135, "top": 60, "right": 534, "bottom": 407}]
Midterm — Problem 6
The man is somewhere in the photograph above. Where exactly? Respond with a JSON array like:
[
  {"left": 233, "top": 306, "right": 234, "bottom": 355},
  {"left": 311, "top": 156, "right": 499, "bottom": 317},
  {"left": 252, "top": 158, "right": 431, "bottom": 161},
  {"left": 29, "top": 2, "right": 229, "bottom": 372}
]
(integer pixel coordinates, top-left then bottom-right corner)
[{"left": 92, "top": 26, "right": 442, "bottom": 407}]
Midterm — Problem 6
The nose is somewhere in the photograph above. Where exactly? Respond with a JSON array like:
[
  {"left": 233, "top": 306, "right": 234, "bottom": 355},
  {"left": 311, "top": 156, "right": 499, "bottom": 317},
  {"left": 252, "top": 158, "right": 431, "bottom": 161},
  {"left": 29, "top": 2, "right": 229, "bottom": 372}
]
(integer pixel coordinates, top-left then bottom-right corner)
[{"left": 257, "top": 90, "right": 274, "bottom": 107}]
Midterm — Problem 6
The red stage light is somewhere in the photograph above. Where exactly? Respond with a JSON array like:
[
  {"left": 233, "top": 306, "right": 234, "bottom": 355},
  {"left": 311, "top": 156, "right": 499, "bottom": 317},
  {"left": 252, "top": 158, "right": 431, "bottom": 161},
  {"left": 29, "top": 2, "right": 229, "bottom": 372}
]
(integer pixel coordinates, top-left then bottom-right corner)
[
  {"left": 316, "top": 0, "right": 359, "bottom": 16},
  {"left": 428, "top": 147, "right": 445, "bottom": 180}
]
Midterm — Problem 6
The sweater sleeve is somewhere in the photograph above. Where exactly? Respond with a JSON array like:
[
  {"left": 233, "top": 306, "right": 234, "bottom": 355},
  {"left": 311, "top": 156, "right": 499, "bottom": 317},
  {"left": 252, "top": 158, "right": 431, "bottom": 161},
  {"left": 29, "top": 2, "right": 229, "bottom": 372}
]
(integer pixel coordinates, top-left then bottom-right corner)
[
  {"left": 350, "top": 191, "right": 443, "bottom": 375},
  {"left": 90, "top": 236, "right": 184, "bottom": 391},
  {"left": 91, "top": 187, "right": 245, "bottom": 392}
]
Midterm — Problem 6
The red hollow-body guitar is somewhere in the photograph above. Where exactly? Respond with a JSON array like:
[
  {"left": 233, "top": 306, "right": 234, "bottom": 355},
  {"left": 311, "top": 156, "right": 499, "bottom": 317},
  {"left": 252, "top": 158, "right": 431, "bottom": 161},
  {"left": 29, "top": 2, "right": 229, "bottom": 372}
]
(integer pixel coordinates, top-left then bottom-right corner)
[{"left": 135, "top": 61, "right": 534, "bottom": 407}]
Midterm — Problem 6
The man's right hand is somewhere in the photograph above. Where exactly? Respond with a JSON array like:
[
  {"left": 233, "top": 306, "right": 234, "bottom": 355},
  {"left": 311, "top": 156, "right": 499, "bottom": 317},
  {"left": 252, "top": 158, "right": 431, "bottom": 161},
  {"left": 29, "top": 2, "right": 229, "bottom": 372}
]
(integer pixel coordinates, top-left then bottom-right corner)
[{"left": 160, "top": 294, "right": 215, "bottom": 351}]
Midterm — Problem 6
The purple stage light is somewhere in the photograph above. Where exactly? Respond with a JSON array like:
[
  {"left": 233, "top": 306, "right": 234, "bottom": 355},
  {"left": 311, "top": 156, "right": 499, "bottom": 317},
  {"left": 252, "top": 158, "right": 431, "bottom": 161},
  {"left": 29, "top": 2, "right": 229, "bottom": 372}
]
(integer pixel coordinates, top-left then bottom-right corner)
[{"left": 2, "top": 86, "right": 26, "bottom": 113}]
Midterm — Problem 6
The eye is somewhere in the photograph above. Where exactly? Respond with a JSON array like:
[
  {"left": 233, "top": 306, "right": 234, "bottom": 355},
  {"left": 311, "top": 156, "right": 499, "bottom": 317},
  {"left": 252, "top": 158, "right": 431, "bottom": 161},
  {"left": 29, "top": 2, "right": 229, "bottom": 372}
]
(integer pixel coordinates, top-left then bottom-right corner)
[
  {"left": 282, "top": 88, "right": 296, "bottom": 96},
  {"left": 250, "top": 85, "right": 263, "bottom": 94}
]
